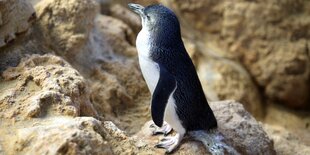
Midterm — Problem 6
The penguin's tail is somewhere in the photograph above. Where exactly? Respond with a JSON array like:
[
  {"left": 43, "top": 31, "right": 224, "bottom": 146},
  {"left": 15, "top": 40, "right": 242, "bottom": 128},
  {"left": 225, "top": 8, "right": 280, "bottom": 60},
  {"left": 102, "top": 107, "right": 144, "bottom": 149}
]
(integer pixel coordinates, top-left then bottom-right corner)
[{"left": 188, "top": 129, "right": 240, "bottom": 155}]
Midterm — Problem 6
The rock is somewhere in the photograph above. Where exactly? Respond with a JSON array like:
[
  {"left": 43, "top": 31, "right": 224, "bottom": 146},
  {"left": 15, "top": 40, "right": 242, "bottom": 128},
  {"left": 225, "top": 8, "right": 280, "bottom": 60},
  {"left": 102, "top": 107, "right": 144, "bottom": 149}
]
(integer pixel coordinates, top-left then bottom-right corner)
[
  {"left": 13, "top": 117, "right": 112, "bottom": 155},
  {"left": 0, "top": 0, "right": 35, "bottom": 47},
  {"left": 35, "top": 0, "right": 99, "bottom": 57},
  {"left": 198, "top": 57, "right": 263, "bottom": 118},
  {"left": 95, "top": 14, "right": 136, "bottom": 57},
  {"left": 263, "top": 102, "right": 310, "bottom": 144},
  {"left": 109, "top": 4, "right": 141, "bottom": 34},
  {"left": 212, "top": 100, "right": 274, "bottom": 154},
  {"left": 84, "top": 14, "right": 148, "bottom": 119},
  {"left": 33, "top": 0, "right": 148, "bottom": 119},
  {"left": 244, "top": 41, "right": 310, "bottom": 108},
  {"left": 161, "top": 0, "right": 310, "bottom": 108},
  {"left": 263, "top": 124, "right": 310, "bottom": 155},
  {"left": 97, "top": 0, "right": 112, "bottom": 14},
  {"left": 0, "top": 54, "right": 97, "bottom": 120},
  {"left": 134, "top": 100, "right": 275, "bottom": 154},
  {"left": 224, "top": 6, "right": 310, "bottom": 107}
]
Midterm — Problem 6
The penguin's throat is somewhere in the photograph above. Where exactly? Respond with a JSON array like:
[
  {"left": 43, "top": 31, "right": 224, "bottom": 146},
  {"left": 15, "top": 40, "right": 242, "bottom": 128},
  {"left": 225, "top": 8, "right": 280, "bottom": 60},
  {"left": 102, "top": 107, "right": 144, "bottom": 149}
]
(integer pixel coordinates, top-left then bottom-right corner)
[{"left": 136, "top": 28, "right": 153, "bottom": 58}]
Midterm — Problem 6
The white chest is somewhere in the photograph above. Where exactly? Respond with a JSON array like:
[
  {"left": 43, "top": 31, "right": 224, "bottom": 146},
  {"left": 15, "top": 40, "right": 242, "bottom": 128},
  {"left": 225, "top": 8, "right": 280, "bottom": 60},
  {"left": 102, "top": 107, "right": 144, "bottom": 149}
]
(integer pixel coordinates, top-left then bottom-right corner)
[{"left": 136, "top": 28, "right": 159, "bottom": 94}]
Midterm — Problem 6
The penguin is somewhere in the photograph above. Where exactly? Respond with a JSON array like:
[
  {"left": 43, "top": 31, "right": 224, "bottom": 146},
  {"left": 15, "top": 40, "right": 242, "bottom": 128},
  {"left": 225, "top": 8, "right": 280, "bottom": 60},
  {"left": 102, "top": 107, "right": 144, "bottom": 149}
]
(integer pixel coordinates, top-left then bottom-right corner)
[{"left": 128, "top": 3, "right": 217, "bottom": 153}]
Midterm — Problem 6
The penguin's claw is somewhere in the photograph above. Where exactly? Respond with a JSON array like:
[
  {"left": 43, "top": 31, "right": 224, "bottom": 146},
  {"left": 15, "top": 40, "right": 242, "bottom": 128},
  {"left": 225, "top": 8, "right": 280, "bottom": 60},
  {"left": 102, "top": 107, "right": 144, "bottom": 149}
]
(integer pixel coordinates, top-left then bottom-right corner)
[
  {"left": 155, "top": 134, "right": 181, "bottom": 153},
  {"left": 149, "top": 124, "right": 155, "bottom": 128},
  {"left": 149, "top": 122, "right": 172, "bottom": 136}
]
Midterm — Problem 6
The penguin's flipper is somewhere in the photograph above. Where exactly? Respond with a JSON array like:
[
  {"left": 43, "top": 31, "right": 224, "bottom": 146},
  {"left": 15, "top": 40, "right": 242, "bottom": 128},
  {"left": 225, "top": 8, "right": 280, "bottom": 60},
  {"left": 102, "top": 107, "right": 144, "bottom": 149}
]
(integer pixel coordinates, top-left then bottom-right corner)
[{"left": 151, "top": 64, "right": 176, "bottom": 127}]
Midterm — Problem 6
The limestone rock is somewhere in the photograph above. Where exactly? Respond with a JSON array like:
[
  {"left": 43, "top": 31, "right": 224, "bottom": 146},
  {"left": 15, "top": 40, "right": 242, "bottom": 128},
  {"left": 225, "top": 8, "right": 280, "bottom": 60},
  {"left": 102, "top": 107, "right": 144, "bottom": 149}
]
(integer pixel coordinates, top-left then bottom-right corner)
[
  {"left": 198, "top": 58, "right": 263, "bottom": 118},
  {"left": 87, "top": 14, "right": 148, "bottom": 118},
  {"left": 35, "top": 0, "right": 99, "bottom": 57},
  {"left": 110, "top": 4, "right": 141, "bottom": 34},
  {"left": 0, "top": 54, "right": 97, "bottom": 120},
  {"left": 13, "top": 117, "right": 112, "bottom": 155},
  {"left": 134, "top": 100, "right": 275, "bottom": 154},
  {"left": 263, "top": 124, "right": 310, "bottom": 155},
  {"left": 212, "top": 100, "right": 274, "bottom": 154},
  {"left": 95, "top": 14, "right": 136, "bottom": 57},
  {"left": 221, "top": 1, "right": 310, "bottom": 107},
  {"left": 263, "top": 102, "right": 310, "bottom": 145},
  {"left": 0, "top": 0, "right": 35, "bottom": 47}
]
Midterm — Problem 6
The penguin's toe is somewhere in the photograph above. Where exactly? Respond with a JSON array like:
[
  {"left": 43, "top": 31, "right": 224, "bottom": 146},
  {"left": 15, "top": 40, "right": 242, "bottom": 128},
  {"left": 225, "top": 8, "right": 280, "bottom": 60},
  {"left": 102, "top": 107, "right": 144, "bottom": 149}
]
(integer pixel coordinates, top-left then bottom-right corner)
[
  {"left": 155, "top": 135, "right": 181, "bottom": 153},
  {"left": 149, "top": 122, "right": 172, "bottom": 136}
]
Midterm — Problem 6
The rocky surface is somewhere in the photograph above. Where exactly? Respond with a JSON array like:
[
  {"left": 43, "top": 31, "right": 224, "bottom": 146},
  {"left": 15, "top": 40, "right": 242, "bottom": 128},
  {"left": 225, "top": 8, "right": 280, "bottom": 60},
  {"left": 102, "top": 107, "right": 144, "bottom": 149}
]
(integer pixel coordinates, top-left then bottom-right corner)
[
  {"left": 0, "top": 54, "right": 97, "bottom": 120},
  {"left": 198, "top": 56, "right": 263, "bottom": 118},
  {"left": 263, "top": 124, "right": 310, "bottom": 155},
  {"left": 0, "top": 0, "right": 309, "bottom": 154},
  {"left": 13, "top": 117, "right": 113, "bottom": 155},
  {"left": 0, "top": 0, "right": 35, "bottom": 48},
  {"left": 35, "top": 0, "right": 99, "bottom": 58}
]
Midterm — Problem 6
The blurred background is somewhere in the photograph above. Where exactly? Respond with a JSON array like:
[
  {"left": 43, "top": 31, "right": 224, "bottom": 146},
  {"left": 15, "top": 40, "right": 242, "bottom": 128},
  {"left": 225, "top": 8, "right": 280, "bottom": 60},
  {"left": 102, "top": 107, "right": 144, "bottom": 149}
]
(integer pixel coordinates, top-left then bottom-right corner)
[{"left": 0, "top": 0, "right": 309, "bottom": 154}]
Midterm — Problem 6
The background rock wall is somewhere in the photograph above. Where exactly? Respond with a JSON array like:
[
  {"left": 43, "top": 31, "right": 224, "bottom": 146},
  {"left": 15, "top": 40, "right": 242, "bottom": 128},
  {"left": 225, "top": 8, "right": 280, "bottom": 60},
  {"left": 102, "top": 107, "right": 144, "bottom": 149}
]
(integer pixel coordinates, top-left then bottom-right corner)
[{"left": 0, "top": 0, "right": 309, "bottom": 154}]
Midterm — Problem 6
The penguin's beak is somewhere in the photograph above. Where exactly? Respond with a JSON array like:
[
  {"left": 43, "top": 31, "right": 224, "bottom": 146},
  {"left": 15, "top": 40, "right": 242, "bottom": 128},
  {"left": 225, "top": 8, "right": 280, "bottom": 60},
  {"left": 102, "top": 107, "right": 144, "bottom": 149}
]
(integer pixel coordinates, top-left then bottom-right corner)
[{"left": 128, "top": 3, "right": 145, "bottom": 15}]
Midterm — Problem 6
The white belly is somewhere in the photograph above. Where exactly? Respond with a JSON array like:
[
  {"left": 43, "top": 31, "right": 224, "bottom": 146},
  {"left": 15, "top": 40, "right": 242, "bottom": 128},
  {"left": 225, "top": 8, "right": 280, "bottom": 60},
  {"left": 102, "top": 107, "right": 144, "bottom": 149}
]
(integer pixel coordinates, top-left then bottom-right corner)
[
  {"left": 139, "top": 56, "right": 159, "bottom": 93},
  {"left": 136, "top": 27, "right": 159, "bottom": 94}
]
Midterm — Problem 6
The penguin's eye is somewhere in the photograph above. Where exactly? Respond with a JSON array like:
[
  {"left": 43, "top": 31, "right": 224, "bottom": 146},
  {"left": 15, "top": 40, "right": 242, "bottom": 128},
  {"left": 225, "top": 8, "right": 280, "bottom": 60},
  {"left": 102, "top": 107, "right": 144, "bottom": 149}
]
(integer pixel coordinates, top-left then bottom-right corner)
[{"left": 146, "top": 15, "right": 150, "bottom": 20}]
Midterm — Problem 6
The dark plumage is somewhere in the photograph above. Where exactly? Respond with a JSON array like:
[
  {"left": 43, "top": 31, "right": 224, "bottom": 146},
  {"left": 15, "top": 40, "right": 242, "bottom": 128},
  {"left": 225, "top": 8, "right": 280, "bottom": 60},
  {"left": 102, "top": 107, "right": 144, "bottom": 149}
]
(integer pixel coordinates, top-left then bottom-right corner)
[{"left": 146, "top": 4, "right": 217, "bottom": 131}]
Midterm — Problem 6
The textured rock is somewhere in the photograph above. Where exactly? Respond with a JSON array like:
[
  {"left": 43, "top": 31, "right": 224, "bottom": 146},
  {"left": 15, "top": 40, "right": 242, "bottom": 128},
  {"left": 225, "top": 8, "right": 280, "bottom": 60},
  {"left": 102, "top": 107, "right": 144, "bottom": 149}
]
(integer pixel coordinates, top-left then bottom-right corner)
[
  {"left": 161, "top": 0, "right": 310, "bottom": 108},
  {"left": 263, "top": 124, "right": 310, "bottom": 155},
  {"left": 0, "top": 0, "right": 35, "bottom": 47},
  {"left": 198, "top": 57, "right": 263, "bottom": 118},
  {"left": 221, "top": 0, "right": 310, "bottom": 107},
  {"left": 33, "top": 0, "right": 148, "bottom": 119},
  {"left": 109, "top": 4, "right": 141, "bottom": 34},
  {"left": 0, "top": 54, "right": 97, "bottom": 120},
  {"left": 212, "top": 100, "right": 274, "bottom": 154},
  {"left": 263, "top": 102, "right": 310, "bottom": 145},
  {"left": 13, "top": 117, "right": 112, "bottom": 155},
  {"left": 85, "top": 14, "right": 148, "bottom": 119},
  {"left": 134, "top": 100, "right": 275, "bottom": 154},
  {"left": 95, "top": 15, "right": 136, "bottom": 57},
  {"left": 35, "top": 0, "right": 99, "bottom": 57}
]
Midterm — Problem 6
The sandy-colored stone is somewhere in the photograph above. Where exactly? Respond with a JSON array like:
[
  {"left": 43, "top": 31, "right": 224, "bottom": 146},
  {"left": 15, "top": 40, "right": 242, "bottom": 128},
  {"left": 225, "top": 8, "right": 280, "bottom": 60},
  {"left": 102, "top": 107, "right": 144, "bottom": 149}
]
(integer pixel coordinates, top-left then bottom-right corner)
[
  {"left": 0, "top": 116, "right": 113, "bottom": 155},
  {"left": 263, "top": 124, "right": 310, "bottom": 155},
  {"left": 95, "top": 15, "right": 136, "bottom": 57},
  {"left": 0, "top": 54, "right": 97, "bottom": 120},
  {"left": 213, "top": 100, "right": 274, "bottom": 154},
  {"left": 13, "top": 117, "right": 112, "bottom": 155},
  {"left": 109, "top": 4, "right": 141, "bottom": 34},
  {"left": 85, "top": 14, "right": 148, "bottom": 120},
  {"left": 264, "top": 102, "right": 310, "bottom": 145},
  {"left": 35, "top": 0, "right": 99, "bottom": 57},
  {"left": 223, "top": 4, "right": 310, "bottom": 107},
  {"left": 198, "top": 57, "right": 263, "bottom": 118},
  {"left": 0, "top": 0, "right": 35, "bottom": 47}
]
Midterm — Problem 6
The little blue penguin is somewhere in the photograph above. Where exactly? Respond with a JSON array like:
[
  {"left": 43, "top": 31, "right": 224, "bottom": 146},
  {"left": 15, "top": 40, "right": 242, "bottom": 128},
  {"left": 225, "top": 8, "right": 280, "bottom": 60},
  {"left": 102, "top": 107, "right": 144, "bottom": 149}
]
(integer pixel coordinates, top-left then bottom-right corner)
[{"left": 128, "top": 3, "right": 218, "bottom": 153}]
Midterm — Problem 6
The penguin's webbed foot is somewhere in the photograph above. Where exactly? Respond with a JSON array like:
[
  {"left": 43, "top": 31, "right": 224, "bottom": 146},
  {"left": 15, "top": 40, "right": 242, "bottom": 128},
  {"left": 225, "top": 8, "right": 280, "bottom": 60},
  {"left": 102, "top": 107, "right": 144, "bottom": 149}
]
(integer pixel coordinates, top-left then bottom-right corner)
[
  {"left": 149, "top": 122, "right": 172, "bottom": 136},
  {"left": 155, "top": 133, "right": 182, "bottom": 153}
]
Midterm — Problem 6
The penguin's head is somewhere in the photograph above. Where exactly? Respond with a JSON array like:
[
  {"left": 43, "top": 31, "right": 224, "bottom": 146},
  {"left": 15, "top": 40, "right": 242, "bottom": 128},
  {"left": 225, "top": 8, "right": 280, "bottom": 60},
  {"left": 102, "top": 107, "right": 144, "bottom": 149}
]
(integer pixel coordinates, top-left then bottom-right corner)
[{"left": 128, "top": 3, "right": 182, "bottom": 43}]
